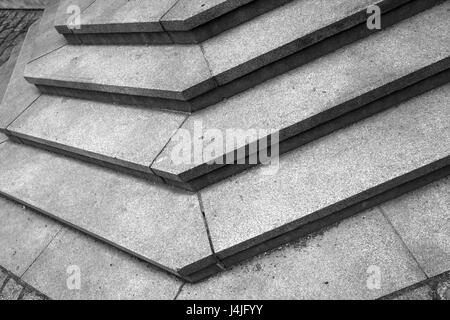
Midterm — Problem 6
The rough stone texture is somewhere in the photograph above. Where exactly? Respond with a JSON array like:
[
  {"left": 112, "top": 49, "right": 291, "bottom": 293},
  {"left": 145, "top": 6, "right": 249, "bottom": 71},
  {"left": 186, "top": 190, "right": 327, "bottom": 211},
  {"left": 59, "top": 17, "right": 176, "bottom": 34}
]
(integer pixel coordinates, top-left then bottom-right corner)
[
  {"left": 72, "top": 0, "right": 178, "bottom": 33},
  {"left": 0, "top": 278, "right": 23, "bottom": 300},
  {"left": 381, "top": 177, "right": 450, "bottom": 278},
  {"left": 21, "top": 290, "right": 46, "bottom": 300},
  {"left": 202, "top": 0, "right": 381, "bottom": 84},
  {"left": 0, "top": 38, "right": 22, "bottom": 103},
  {"left": 0, "top": 269, "right": 7, "bottom": 287},
  {"left": 200, "top": 84, "right": 450, "bottom": 254},
  {"left": 162, "top": 0, "right": 253, "bottom": 30},
  {"left": 8, "top": 94, "right": 187, "bottom": 177},
  {"left": 30, "top": 0, "right": 68, "bottom": 62},
  {"left": 390, "top": 285, "right": 433, "bottom": 300},
  {"left": 0, "top": 133, "right": 7, "bottom": 144},
  {"left": 22, "top": 228, "right": 182, "bottom": 300},
  {"left": 179, "top": 210, "right": 425, "bottom": 300},
  {"left": 0, "top": 9, "right": 41, "bottom": 66},
  {"left": 24, "top": 43, "right": 216, "bottom": 100},
  {"left": 0, "top": 195, "right": 62, "bottom": 276},
  {"left": 0, "top": 142, "right": 213, "bottom": 274},
  {"left": 54, "top": 0, "right": 96, "bottom": 32},
  {"left": 0, "top": 21, "right": 40, "bottom": 131},
  {"left": 153, "top": 4, "right": 450, "bottom": 180}
]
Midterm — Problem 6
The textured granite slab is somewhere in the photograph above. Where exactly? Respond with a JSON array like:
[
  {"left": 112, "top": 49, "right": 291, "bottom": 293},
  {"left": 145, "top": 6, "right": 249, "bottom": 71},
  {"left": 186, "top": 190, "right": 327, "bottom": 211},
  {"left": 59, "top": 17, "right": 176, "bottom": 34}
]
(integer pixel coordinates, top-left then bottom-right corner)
[
  {"left": 200, "top": 83, "right": 450, "bottom": 260},
  {"left": 24, "top": 43, "right": 216, "bottom": 101},
  {"left": 153, "top": 4, "right": 450, "bottom": 183},
  {"left": 22, "top": 227, "right": 183, "bottom": 300},
  {"left": 0, "top": 196, "right": 62, "bottom": 276},
  {"left": 382, "top": 177, "right": 450, "bottom": 278},
  {"left": 0, "top": 22, "right": 40, "bottom": 131},
  {"left": 0, "top": 0, "right": 55, "bottom": 9},
  {"left": 0, "top": 142, "right": 213, "bottom": 279},
  {"left": 179, "top": 209, "right": 426, "bottom": 299},
  {"left": 8, "top": 94, "right": 187, "bottom": 180}
]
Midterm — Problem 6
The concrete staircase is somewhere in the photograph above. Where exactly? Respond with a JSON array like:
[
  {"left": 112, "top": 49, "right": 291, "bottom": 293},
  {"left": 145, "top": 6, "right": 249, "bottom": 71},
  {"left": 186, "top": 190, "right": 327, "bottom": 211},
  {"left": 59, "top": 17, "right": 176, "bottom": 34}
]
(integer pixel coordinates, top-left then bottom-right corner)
[{"left": 0, "top": 0, "right": 449, "bottom": 283}]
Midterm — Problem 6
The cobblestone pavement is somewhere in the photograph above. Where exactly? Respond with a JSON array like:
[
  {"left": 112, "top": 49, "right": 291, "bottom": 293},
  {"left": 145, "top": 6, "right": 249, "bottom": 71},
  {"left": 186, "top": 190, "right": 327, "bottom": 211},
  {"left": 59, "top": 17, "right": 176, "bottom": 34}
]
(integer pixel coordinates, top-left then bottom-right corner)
[
  {"left": 0, "top": 9, "right": 41, "bottom": 67},
  {"left": 0, "top": 266, "right": 48, "bottom": 300}
]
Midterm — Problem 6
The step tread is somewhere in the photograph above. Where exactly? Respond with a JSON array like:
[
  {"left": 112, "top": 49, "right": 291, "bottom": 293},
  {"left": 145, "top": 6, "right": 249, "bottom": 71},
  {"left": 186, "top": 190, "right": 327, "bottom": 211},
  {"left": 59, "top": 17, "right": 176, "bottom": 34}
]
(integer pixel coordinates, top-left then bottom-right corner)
[
  {"left": 153, "top": 4, "right": 450, "bottom": 179},
  {"left": 10, "top": 3, "right": 450, "bottom": 186},
  {"left": 8, "top": 95, "right": 187, "bottom": 178},
  {"left": 55, "top": 0, "right": 258, "bottom": 33},
  {"left": 0, "top": 142, "right": 213, "bottom": 275},
  {"left": 200, "top": 84, "right": 450, "bottom": 254},
  {"left": 1, "top": 82, "right": 448, "bottom": 282},
  {"left": 0, "top": 21, "right": 40, "bottom": 131},
  {"left": 25, "top": 0, "right": 419, "bottom": 104}
]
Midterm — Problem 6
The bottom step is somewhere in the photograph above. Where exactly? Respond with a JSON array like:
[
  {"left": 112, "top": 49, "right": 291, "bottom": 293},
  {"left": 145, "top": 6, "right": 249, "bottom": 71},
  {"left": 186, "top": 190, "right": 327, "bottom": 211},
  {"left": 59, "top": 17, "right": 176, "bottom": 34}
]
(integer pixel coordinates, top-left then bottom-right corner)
[{"left": 0, "top": 84, "right": 448, "bottom": 282}]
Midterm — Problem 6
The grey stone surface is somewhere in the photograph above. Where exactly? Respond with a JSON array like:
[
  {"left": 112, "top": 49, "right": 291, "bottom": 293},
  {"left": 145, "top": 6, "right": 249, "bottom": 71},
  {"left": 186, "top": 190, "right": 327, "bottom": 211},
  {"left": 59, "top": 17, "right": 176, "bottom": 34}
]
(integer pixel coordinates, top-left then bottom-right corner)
[
  {"left": 30, "top": 0, "right": 68, "bottom": 62},
  {"left": 22, "top": 227, "right": 182, "bottom": 300},
  {"left": 72, "top": 0, "right": 178, "bottom": 33},
  {"left": 0, "top": 142, "right": 213, "bottom": 273},
  {"left": 0, "top": 269, "right": 7, "bottom": 287},
  {"left": 153, "top": 4, "right": 450, "bottom": 179},
  {"left": 0, "top": 278, "right": 23, "bottom": 300},
  {"left": 179, "top": 210, "right": 426, "bottom": 300},
  {"left": 0, "top": 39, "right": 22, "bottom": 104},
  {"left": 162, "top": 0, "right": 253, "bottom": 30},
  {"left": 0, "top": 133, "right": 7, "bottom": 144},
  {"left": 54, "top": 0, "right": 96, "bottom": 32},
  {"left": 8, "top": 94, "right": 187, "bottom": 177},
  {"left": 0, "top": 21, "right": 40, "bottom": 131},
  {"left": 200, "top": 84, "right": 450, "bottom": 254},
  {"left": 0, "top": 195, "right": 62, "bottom": 276},
  {"left": 202, "top": 0, "right": 382, "bottom": 84},
  {"left": 0, "top": 0, "right": 55, "bottom": 9},
  {"left": 390, "top": 285, "right": 433, "bottom": 300},
  {"left": 24, "top": 43, "right": 216, "bottom": 100},
  {"left": 381, "top": 177, "right": 450, "bottom": 278}
]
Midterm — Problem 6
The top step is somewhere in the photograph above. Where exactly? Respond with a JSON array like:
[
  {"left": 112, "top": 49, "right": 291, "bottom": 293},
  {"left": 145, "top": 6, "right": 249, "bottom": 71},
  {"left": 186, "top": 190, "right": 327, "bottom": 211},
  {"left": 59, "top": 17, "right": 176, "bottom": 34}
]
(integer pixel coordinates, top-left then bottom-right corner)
[{"left": 54, "top": 0, "right": 292, "bottom": 44}]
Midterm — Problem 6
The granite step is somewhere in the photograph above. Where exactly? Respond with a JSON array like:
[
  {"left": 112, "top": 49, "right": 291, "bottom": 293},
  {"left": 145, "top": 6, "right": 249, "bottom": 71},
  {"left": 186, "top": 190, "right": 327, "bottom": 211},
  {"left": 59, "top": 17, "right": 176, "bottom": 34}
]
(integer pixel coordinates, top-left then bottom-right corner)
[
  {"left": 7, "top": 4, "right": 449, "bottom": 190},
  {"left": 23, "top": 0, "right": 440, "bottom": 112},
  {"left": 0, "top": 82, "right": 448, "bottom": 282},
  {"left": 54, "top": 0, "right": 292, "bottom": 44}
]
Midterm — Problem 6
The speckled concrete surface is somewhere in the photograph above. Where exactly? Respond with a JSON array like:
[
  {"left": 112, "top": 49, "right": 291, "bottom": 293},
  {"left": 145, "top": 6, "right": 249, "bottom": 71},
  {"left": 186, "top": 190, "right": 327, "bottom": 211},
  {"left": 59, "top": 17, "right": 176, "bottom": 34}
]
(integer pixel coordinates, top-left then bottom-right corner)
[
  {"left": 0, "top": 142, "right": 213, "bottom": 274},
  {"left": 382, "top": 177, "right": 450, "bottom": 278},
  {"left": 178, "top": 209, "right": 426, "bottom": 300}
]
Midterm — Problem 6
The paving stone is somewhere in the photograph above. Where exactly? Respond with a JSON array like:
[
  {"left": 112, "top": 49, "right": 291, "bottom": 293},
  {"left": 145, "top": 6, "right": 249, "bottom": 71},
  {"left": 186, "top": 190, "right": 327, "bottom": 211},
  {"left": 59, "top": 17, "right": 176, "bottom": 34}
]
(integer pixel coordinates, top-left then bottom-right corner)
[
  {"left": 72, "top": 0, "right": 178, "bottom": 33},
  {"left": 381, "top": 177, "right": 450, "bottom": 278},
  {"left": 179, "top": 210, "right": 425, "bottom": 300},
  {"left": 0, "top": 38, "right": 23, "bottom": 104},
  {"left": 390, "top": 284, "right": 433, "bottom": 300},
  {"left": 202, "top": 0, "right": 385, "bottom": 84},
  {"left": 0, "top": 22, "right": 40, "bottom": 131},
  {"left": 200, "top": 83, "right": 450, "bottom": 256},
  {"left": 162, "top": 0, "right": 254, "bottom": 30},
  {"left": 8, "top": 94, "right": 187, "bottom": 178},
  {"left": 0, "top": 141, "right": 213, "bottom": 274},
  {"left": 22, "top": 227, "right": 182, "bottom": 300},
  {"left": 0, "top": 195, "right": 62, "bottom": 276},
  {"left": 153, "top": 4, "right": 450, "bottom": 181},
  {"left": 21, "top": 290, "right": 46, "bottom": 300},
  {"left": 0, "top": 269, "right": 7, "bottom": 287},
  {"left": 0, "top": 0, "right": 55, "bottom": 9},
  {"left": 24, "top": 42, "right": 216, "bottom": 101},
  {"left": 0, "top": 278, "right": 23, "bottom": 300},
  {"left": 30, "top": 0, "right": 68, "bottom": 62}
]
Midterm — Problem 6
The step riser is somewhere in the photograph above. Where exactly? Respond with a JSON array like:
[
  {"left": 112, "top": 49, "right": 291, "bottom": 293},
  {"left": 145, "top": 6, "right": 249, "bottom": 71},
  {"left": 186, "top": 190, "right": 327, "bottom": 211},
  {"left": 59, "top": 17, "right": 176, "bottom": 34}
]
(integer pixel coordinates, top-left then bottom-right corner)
[
  {"left": 26, "top": 0, "right": 441, "bottom": 113},
  {"left": 62, "top": 0, "right": 293, "bottom": 45},
  {"left": 11, "top": 63, "right": 450, "bottom": 191},
  {"left": 182, "top": 160, "right": 450, "bottom": 282}
]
